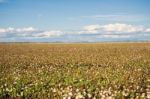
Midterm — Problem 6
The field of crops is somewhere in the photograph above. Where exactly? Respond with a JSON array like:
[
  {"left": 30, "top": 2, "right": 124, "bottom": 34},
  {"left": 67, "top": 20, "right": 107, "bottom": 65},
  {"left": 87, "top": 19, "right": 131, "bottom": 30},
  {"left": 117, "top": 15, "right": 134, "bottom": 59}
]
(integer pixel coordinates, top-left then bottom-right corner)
[{"left": 0, "top": 43, "right": 150, "bottom": 99}]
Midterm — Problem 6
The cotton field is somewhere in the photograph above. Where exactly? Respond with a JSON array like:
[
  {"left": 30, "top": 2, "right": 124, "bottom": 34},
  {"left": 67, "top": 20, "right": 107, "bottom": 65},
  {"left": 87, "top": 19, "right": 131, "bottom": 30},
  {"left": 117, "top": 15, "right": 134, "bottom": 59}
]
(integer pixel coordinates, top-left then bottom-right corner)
[{"left": 0, "top": 43, "right": 150, "bottom": 99}]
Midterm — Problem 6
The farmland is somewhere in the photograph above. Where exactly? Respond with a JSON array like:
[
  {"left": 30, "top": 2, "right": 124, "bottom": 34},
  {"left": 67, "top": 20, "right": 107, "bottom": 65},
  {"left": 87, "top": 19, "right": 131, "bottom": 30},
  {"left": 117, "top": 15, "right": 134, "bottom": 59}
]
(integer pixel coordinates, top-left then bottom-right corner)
[{"left": 0, "top": 43, "right": 150, "bottom": 99}]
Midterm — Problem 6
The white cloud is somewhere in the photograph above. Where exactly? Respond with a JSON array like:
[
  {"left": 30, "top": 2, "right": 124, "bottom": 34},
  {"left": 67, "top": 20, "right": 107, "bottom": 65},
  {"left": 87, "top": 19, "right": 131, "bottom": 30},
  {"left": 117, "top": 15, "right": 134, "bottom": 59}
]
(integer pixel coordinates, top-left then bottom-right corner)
[
  {"left": 33, "top": 31, "right": 63, "bottom": 37},
  {"left": 83, "top": 23, "right": 146, "bottom": 33},
  {"left": 0, "top": 23, "right": 150, "bottom": 42},
  {"left": 0, "top": 27, "right": 63, "bottom": 38},
  {"left": 102, "top": 23, "right": 144, "bottom": 33},
  {"left": 0, "top": 27, "right": 36, "bottom": 33},
  {"left": 98, "top": 35, "right": 131, "bottom": 38},
  {"left": 83, "top": 24, "right": 100, "bottom": 31},
  {"left": 16, "top": 27, "right": 35, "bottom": 33},
  {"left": 145, "top": 28, "right": 150, "bottom": 32},
  {"left": 0, "top": 28, "right": 6, "bottom": 33},
  {"left": 81, "top": 25, "right": 100, "bottom": 34},
  {"left": 78, "top": 23, "right": 150, "bottom": 39}
]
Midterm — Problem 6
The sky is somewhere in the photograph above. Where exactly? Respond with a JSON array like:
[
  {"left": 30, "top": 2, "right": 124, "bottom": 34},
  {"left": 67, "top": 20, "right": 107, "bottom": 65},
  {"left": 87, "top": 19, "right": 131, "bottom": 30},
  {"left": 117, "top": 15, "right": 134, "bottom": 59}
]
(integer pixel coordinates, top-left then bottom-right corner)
[{"left": 0, "top": 0, "right": 150, "bottom": 42}]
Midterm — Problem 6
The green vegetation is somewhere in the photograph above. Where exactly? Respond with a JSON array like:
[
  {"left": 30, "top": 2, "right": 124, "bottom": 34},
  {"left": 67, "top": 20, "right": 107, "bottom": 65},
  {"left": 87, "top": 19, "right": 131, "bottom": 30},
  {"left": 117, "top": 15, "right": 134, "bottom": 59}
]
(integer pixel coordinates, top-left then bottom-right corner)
[{"left": 0, "top": 43, "right": 150, "bottom": 99}]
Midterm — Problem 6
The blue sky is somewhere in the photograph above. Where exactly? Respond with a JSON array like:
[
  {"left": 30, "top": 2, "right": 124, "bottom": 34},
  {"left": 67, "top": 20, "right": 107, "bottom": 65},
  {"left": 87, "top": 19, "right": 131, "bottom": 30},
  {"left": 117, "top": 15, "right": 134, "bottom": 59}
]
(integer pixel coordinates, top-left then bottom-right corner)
[{"left": 0, "top": 0, "right": 150, "bottom": 42}]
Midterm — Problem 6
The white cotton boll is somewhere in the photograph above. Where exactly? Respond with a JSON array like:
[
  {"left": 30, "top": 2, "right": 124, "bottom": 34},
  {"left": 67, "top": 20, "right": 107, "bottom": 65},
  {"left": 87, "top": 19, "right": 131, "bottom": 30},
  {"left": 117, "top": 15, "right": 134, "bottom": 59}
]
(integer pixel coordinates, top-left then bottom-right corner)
[
  {"left": 87, "top": 93, "right": 92, "bottom": 98},
  {"left": 75, "top": 93, "right": 84, "bottom": 99},
  {"left": 147, "top": 92, "right": 150, "bottom": 99}
]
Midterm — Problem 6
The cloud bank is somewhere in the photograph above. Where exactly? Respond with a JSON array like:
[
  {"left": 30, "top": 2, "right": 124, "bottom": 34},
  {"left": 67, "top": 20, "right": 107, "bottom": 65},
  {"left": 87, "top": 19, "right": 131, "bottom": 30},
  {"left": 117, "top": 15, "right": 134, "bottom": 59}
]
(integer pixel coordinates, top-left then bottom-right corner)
[
  {"left": 0, "top": 27, "right": 63, "bottom": 38},
  {"left": 82, "top": 23, "right": 147, "bottom": 33},
  {"left": 0, "top": 23, "right": 150, "bottom": 42}
]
